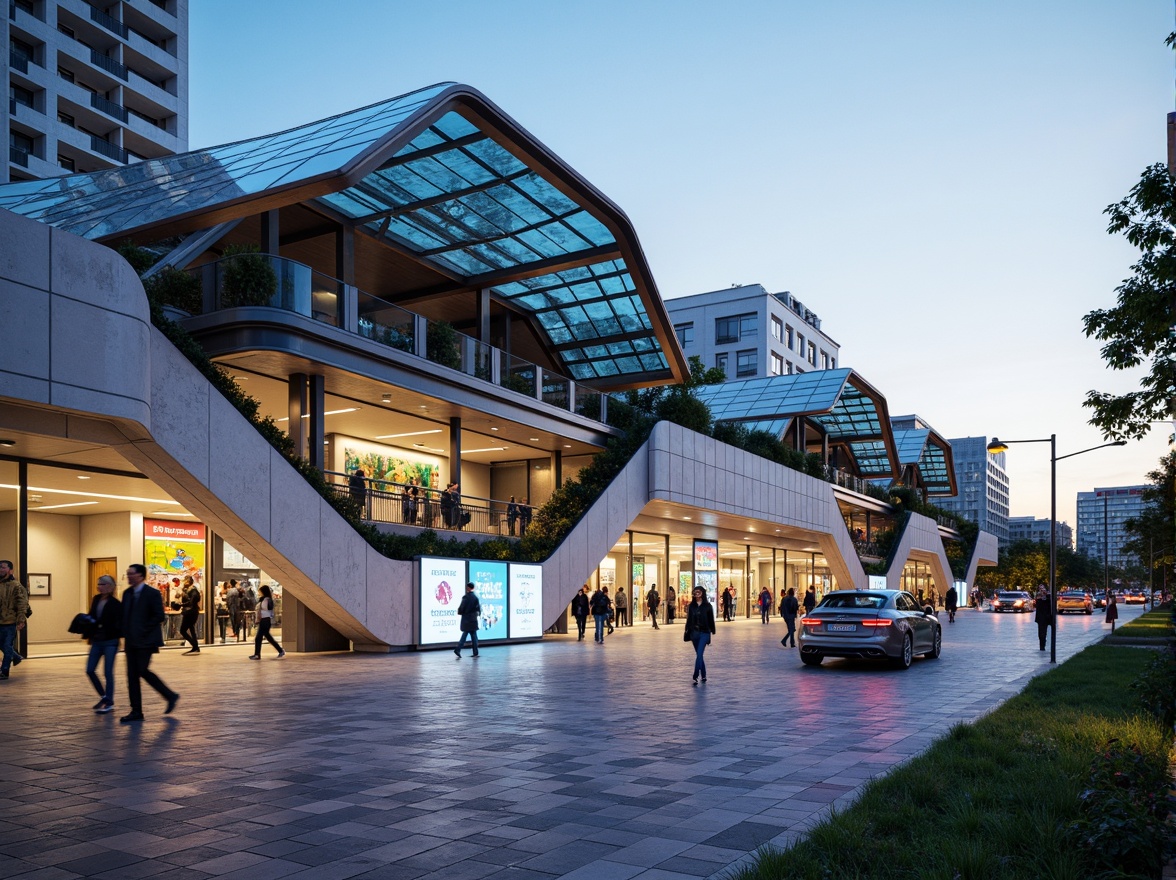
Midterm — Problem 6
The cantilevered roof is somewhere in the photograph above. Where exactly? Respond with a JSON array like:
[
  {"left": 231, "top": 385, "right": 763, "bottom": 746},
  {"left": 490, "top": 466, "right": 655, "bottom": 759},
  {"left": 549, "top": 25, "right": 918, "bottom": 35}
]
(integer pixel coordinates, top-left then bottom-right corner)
[
  {"left": 0, "top": 83, "right": 685, "bottom": 388},
  {"left": 694, "top": 370, "right": 899, "bottom": 477},
  {"left": 892, "top": 427, "right": 957, "bottom": 496}
]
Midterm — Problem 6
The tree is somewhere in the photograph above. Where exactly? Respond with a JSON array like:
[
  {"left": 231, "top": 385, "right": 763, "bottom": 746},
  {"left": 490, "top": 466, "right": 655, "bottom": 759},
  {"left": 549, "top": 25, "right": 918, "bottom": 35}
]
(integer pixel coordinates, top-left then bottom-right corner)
[
  {"left": 1122, "top": 451, "right": 1176, "bottom": 571},
  {"left": 1082, "top": 162, "right": 1176, "bottom": 441}
]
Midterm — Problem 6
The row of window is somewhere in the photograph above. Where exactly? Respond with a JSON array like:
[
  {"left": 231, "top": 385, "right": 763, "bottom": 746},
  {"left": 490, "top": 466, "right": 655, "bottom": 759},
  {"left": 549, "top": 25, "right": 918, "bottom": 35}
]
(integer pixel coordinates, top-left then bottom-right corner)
[
  {"left": 673, "top": 314, "right": 835, "bottom": 375},
  {"left": 10, "top": 29, "right": 178, "bottom": 96}
]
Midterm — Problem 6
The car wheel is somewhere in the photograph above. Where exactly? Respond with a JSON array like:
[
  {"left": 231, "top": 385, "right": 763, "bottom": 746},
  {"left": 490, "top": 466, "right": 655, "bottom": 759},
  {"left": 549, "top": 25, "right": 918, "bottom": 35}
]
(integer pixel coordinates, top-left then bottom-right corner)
[
  {"left": 1085, "top": 608, "right": 1092, "bottom": 615},
  {"left": 892, "top": 633, "right": 913, "bottom": 670},
  {"left": 925, "top": 626, "right": 941, "bottom": 659},
  {"left": 801, "top": 654, "right": 823, "bottom": 667}
]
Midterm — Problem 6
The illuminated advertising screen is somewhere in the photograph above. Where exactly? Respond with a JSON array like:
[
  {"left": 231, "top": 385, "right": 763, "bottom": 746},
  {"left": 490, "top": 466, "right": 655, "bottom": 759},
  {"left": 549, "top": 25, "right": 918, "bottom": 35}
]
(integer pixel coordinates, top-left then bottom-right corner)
[
  {"left": 468, "top": 560, "right": 508, "bottom": 641},
  {"left": 144, "top": 519, "right": 206, "bottom": 610},
  {"left": 508, "top": 563, "right": 543, "bottom": 638},
  {"left": 419, "top": 557, "right": 466, "bottom": 645},
  {"left": 693, "top": 539, "right": 719, "bottom": 606}
]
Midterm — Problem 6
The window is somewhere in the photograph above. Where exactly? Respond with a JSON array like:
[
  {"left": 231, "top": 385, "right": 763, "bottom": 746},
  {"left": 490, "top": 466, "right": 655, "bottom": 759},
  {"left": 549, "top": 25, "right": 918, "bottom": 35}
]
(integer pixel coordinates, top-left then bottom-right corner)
[
  {"left": 715, "top": 353, "right": 728, "bottom": 375},
  {"left": 14, "top": 0, "right": 36, "bottom": 14},
  {"left": 10, "top": 85, "right": 34, "bottom": 109},
  {"left": 797, "top": 332, "right": 805, "bottom": 355},
  {"left": 10, "top": 130, "right": 35, "bottom": 159},
  {"left": 715, "top": 313, "right": 755, "bottom": 344},
  {"left": 785, "top": 325, "right": 794, "bottom": 351},
  {"left": 771, "top": 316, "right": 783, "bottom": 342},
  {"left": 807, "top": 341, "right": 816, "bottom": 366},
  {"left": 58, "top": 67, "right": 75, "bottom": 84},
  {"left": 771, "top": 353, "right": 784, "bottom": 376},
  {"left": 11, "top": 37, "right": 36, "bottom": 63},
  {"left": 58, "top": 155, "right": 75, "bottom": 172},
  {"left": 820, "top": 351, "right": 829, "bottom": 370},
  {"left": 674, "top": 322, "right": 694, "bottom": 347},
  {"left": 58, "top": 112, "right": 75, "bottom": 128},
  {"left": 786, "top": 361, "right": 794, "bottom": 375},
  {"left": 736, "top": 350, "right": 756, "bottom": 377}
]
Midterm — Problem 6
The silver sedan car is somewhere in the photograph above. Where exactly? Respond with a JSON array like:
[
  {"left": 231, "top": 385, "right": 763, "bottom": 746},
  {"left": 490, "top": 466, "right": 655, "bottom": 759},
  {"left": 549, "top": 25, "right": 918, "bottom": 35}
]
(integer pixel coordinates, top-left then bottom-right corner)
[{"left": 798, "top": 589, "right": 941, "bottom": 670}]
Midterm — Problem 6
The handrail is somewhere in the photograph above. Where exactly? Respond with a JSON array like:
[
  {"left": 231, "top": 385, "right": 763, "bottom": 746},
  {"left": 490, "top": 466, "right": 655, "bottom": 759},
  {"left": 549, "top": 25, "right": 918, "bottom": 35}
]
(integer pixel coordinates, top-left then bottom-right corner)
[
  {"left": 188, "top": 253, "right": 608, "bottom": 425},
  {"left": 323, "top": 471, "right": 534, "bottom": 537}
]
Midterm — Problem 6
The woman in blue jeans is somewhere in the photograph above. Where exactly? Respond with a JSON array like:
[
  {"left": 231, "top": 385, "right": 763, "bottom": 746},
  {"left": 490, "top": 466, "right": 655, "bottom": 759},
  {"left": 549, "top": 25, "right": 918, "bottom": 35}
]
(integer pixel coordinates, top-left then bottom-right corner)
[
  {"left": 685, "top": 587, "right": 716, "bottom": 685},
  {"left": 85, "top": 574, "right": 122, "bottom": 714}
]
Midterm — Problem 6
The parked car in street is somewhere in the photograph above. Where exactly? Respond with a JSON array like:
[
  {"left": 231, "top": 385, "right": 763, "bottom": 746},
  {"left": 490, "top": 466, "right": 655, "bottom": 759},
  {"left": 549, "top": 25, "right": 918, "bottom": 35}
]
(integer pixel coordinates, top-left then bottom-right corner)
[
  {"left": 1057, "top": 590, "right": 1094, "bottom": 614},
  {"left": 991, "top": 591, "right": 1033, "bottom": 613},
  {"left": 1125, "top": 590, "right": 1147, "bottom": 605},
  {"left": 798, "top": 590, "right": 941, "bottom": 670}
]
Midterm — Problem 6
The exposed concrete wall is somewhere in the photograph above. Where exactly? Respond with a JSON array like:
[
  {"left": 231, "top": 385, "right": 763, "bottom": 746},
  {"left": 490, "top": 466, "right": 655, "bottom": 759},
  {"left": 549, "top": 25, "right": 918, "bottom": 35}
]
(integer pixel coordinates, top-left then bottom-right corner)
[
  {"left": 885, "top": 513, "right": 955, "bottom": 595},
  {"left": 964, "top": 531, "right": 1000, "bottom": 588}
]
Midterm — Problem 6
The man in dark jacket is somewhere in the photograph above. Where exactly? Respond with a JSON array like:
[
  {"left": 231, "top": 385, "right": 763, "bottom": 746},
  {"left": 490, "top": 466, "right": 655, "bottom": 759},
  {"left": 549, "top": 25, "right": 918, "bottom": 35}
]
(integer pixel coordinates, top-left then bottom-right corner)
[
  {"left": 454, "top": 582, "right": 480, "bottom": 658},
  {"left": 779, "top": 587, "right": 800, "bottom": 647},
  {"left": 803, "top": 587, "right": 817, "bottom": 615},
  {"left": 758, "top": 587, "right": 772, "bottom": 624},
  {"left": 945, "top": 585, "right": 959, "bottom": 623},
  {"left": 1034, "top": 586, "right": 1053, "bottom": 652},
  {"left": 120, "top": 564, "right": 179, "bottom": 723},
  {"left": 571, "top": 586, "right": 590, "bottom": 641},
  {"left": 646, "top": 584, "right": 660, "bottom": 629}
]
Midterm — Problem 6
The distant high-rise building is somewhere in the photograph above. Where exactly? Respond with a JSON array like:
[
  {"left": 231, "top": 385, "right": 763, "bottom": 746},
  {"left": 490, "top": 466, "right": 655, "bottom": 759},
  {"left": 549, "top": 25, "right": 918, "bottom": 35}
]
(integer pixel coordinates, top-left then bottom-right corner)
[
  {"left": 665, "top": 284, "right": 840, "bottom": 380},
  {"left": 4, "top": 0, "right": 188, "bottom": 183},
  {"left": 934, "top": 436, "right": 1010, "bottom": 548},
  {"left": 1008, "top": 515, "right": 1073, "bottom": 551},
  {"left": 1076, "top": 486, "right": 1148, "bottom": 570}
]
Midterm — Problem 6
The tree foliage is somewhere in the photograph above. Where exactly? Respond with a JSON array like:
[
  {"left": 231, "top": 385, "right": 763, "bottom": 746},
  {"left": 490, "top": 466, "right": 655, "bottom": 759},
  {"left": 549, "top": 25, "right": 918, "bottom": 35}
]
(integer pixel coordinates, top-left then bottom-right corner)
[
  {"left": 1082, "top": 162, "right": 1176, "bottom": 440},
  {"left": 973, "top": 539, "right": 1131, "bottom": 592},
  {"left": 1121, "top": 450, "right": 1175, "bottom": 570}
]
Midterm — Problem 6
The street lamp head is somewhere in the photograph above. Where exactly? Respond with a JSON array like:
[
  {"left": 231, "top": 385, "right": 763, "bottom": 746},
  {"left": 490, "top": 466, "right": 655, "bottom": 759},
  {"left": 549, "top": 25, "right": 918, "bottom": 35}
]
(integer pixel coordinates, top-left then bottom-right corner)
[{"left": 986, "top": 437, "right": 1008, "bottom": 454}]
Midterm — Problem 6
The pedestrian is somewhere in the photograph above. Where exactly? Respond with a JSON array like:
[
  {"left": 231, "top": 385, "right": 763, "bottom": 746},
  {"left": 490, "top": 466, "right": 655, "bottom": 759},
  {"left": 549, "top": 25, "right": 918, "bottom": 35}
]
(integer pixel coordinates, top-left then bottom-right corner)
[
  {"left": 215, "top": 583, "right": 230, "bottom": 643},
  {"left": 454, "top": 582, "right": 480, "bottom": 658},
  {"left": 779, "top": 587, "right": 799, "bottom": 647},
  {"left": 440, "top": 481, "right": 456, "bottom": 528},
  {"left": 85, "top": 574, "right": 122, "bottom": 713},
  {"left": 1105, "top": 590, "right": 1119, "bottom": 632},
  {"left": 401, "top": 481, "right": 418, "bottom": 524},
  {"left": 666, "top": 584, "right": 676, "bottom": 624},
  {"left": 802, "top": 587, "right": 816, "bottom": 615},
  {"left": 615, "top": 587, "right": 628, "bottom": 627},
  {"left": 519, "top": 498, "right": 532, "bottom": 535},
  {"left": 226, "top": 578, "right": 242, "bottom": 641},
  {"left": 120, "top": 563, "right": 179, "bottom": 722},
  {"left": 179, "top": 575, "right": 201, "bottom": 654},
  {"left": 506, "top": 495, "right": 519, "bottom": 536},
  {"left": 349, "top": 467, "right": 368, "bottom": 517},
  {"left": 0, "top": 559, "right": 28, "bottom": 681},
  {"left": 590, "top": 585, "right": 611, "bottom": 644},
  {"left": 721, "top": 586, "right": 734, "bottom": 622},
  {"left": 249, "top": 585, "right": 285, "bottom": 659},
  {"left": 1034, "top": 585, "right": 1053, "bottom": 652},
  {"left": 758, "top": 586, "right": 772, "bottom": 624},
  {"left": 684, "top": 586, "right": 716, "bottom": 685},
  {"left": 945, "top": 585, "right": 958, "bottom": 623},
  {"left": 646, "top": 583, "right": 660, "bottom": 629},
  {"left": 571, "top": 585, "right": 590, "bottom": 641}
]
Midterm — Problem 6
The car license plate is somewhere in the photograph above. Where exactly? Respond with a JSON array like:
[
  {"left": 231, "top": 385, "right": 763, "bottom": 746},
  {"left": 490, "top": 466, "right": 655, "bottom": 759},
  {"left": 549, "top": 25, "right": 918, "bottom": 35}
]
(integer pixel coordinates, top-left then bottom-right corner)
[{"left": 826, "top": 623, "right": 857, "bottom": 632}]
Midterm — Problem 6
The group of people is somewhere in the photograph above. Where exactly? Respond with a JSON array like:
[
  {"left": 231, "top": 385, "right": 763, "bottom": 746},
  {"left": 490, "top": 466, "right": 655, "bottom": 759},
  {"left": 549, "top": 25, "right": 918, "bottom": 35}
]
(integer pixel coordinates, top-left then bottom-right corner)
[
  {"left": 571, "top": 583, "right": 679, "bottom": 641},
  {"left": 505, "top": 496, "right": 532, "bottom": 536}
]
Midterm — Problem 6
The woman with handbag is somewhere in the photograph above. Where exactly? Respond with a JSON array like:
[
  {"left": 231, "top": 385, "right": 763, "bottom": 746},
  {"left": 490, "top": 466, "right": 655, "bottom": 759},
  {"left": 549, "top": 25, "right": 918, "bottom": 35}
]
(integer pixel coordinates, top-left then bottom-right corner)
[
  {"left": 179, "top": 575, "right": 201, "bottom": 655},
  {"left": 249, "top": 585, "right": 285, "bottom": 659},
  {"left": 85, "top": 574, "right": 122, "bottom": 714},
  {"left": 684, "top": 586, "right": 716, "bottom": 685}
]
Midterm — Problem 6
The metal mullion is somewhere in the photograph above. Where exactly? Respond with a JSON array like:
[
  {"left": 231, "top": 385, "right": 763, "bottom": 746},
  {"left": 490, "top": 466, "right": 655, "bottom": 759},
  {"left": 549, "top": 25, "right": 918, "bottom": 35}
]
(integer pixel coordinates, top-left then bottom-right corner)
[
  {"left": 417, "top": 205, "right": 582, "bottom": 257},
  {"left": 349, "top": 168, "right": 530, "bottom": 223},
  {"left": 397, "top": 201, "right": 542, "bottom": 271},
  {"left": 499, "top": 268, "right": 628, "bottom": 304},
  {"left": 387, "top": 130, "right": 487, "bottom": 164}
]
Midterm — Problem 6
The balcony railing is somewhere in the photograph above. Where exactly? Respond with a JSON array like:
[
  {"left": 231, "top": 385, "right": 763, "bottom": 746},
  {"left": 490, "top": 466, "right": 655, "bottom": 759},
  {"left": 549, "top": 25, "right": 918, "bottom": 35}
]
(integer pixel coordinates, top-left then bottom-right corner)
[
  {"left": 89, "top": 49, "right": 128, "bottom": 80},
  {"left": 9, "top": 147, "right": 30, "bottom": 167},
  {"left": 324, "top": 473, "right": 534, "bottom": 537},
  {"left": 89, "top": 135, "right": 128, "bottom": 163},
  {"left": 9, "top": 50, "right": 30, "bottom": 73},
  {"left": 90, "top": 92, "right": 128, "bottom": 123},
  {"left": 187, "top": 254, "right": 608, "bottom": 425},
  {"left": 89, "top": 4, "right": 129, "bottom": 39}
]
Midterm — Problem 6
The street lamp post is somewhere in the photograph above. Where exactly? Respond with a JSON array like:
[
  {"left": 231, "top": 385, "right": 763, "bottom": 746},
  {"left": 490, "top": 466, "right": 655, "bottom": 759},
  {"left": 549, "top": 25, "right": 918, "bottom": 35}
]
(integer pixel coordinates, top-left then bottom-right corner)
[{"left": 986, "top": 436, "right": 1125, "bottom": 664}]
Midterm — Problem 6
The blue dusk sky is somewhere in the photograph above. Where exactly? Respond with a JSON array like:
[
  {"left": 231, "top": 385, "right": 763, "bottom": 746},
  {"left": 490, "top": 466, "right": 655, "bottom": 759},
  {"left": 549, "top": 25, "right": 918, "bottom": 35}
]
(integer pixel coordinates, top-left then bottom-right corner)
[{"left": 191, "top": 0, "right": 1172, "bottom": 528}]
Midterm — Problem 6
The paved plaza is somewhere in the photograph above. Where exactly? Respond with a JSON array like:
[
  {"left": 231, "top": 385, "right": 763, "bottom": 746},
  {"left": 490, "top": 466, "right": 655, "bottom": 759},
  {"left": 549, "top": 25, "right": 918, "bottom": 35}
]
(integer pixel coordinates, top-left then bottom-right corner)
[{"left": 1, "top": 603, "right": 1140, "bottom": 880}]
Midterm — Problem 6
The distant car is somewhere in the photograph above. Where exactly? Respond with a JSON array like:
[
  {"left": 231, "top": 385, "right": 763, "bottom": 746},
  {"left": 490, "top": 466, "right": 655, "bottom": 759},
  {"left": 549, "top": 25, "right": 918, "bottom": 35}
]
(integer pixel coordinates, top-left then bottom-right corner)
[
  {"left": 1057, "top": 591, "right": 1094, "bottom": 614},
  {"left": 1125, "top": 590, "right": 1147, "bottom": 605},
  {"left": 798, "top": 589, "right": 941, "bottom": 670},
  {"left": 1092, "top": 591, "right": 1106, "bottom": 609},
  {"left": 991, "top": 591, "right": 1033, "bottom": 613}
]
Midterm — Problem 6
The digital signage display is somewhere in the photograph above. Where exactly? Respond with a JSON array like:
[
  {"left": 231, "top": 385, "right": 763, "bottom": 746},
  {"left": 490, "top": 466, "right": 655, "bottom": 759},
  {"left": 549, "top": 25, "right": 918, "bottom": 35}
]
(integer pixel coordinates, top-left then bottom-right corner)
[
  {"left": 692, "top": 540, "right": 719, "bottom": 606},
  {"left": 419, "top": 557, "right": 466, "bottom": 645},
  {"left": 468, "top": 560, "right": 508, "bottom": 641},
  {"left": 508, "top": 564, "right": 543, "bottom": 639}
]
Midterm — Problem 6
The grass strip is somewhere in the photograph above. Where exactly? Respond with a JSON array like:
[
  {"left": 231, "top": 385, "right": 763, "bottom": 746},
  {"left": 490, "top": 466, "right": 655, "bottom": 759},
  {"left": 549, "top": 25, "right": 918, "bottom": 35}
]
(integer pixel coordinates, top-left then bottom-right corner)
[
  {"left": 726, "top": 644, "right": 1171, "bottom": 880},
  {"left": 1108, "top": 607, "right": 1173, "bottom": 640}
]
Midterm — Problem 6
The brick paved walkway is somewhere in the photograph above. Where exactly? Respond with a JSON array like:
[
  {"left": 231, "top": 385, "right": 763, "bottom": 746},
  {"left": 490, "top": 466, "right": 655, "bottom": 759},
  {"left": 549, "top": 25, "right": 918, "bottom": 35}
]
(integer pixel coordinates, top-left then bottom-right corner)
[{"left": 1, "top": 604, "right": 1138, "bottom": 880}]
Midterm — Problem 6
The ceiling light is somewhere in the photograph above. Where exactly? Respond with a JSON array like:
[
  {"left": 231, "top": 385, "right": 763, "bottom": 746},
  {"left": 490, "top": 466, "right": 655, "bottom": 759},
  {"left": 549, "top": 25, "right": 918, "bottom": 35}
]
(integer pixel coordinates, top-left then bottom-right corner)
[
  {"left": 381, "top": 393, "right": 392, "bottom": 403},
  {"left": 0, "top": 439, "right": 15, "bottom": 447},
  {"left": 276, "top": 407, "right": 359, "bottom": 422},
  {"left": 77, "top": 475, "right": 91, "bottom": 480},
  {"left": 375, "top": 429, "right": 443, "bottom": 440},
  {"left": 0, "top": 484, "right": 179, "bottom": 504},
  {"left": 152, "top": 510, "right": 195, "bottom": 516},
  {"left": 462, "top": 447, "right": 507, "bottom": 454},
  {"left": 490, "top": 427, "right": 498, "bottom": 432},
  {"left": 683, "top": 516, "right": 692, "bottom": 521},
  {"left": 529, "top": 437, "right": 539, "bottom": 442},
  {"left": 34, "top": 501, "right": 99, "bottom": 511},
  {"left": 563, "top": 444, "right": 571, "bottom": 448}
]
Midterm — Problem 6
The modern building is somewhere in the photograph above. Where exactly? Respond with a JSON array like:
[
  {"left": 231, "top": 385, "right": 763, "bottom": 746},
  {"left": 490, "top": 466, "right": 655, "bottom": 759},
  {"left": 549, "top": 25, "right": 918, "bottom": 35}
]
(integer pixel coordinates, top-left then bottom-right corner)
[
  {"left": 4, "top": 0, "right": 188, "bottom": 183},
  {"left": 665, "top": 284, "right": 840, "bottom": 380},
  {"left": 0, "top": 82, "right": 996, "bottom": 654},
  {"left": 1076, "top": 486, "right": 1148, "bottom": 570},
  {"left": 1007, "top": 515, "right": 1073, "bottom": 551},
  {"left": 934, "top": 436, "right": 1010, "bottom": 549}
]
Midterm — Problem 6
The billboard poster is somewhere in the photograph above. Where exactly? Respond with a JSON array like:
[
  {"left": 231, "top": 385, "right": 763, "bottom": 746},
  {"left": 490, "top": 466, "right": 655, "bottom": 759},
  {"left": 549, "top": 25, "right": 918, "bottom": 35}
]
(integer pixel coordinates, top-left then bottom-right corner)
[
  {"left": 419, "top": 557, "right": 466, "bottom": 645},
  {"left": 693, "top": 539, "right": 719, "bottom": 606},
  {"left": 144, "top": 519, "right": 206, "bottom": 610},
  {"left": 508, "top": 563, "right": 543, "bottom": 639},
  {"left": 468, "top": 560, "right": 508, "bottom": 640}
]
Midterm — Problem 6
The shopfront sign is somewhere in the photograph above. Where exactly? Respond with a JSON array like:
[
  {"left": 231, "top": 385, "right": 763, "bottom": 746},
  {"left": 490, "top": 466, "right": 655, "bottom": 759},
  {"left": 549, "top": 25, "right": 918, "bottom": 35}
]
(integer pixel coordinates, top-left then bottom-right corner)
[{"left": 144, "top": 518, "right": 207, "bottom": 609}]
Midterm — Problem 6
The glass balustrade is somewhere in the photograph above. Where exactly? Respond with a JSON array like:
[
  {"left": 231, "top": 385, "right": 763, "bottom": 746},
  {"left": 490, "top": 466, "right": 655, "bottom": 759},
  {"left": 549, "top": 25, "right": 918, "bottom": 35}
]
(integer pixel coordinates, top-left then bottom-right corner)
[{"left": 357, "top": 291, "right": 414, "bottom": 353}]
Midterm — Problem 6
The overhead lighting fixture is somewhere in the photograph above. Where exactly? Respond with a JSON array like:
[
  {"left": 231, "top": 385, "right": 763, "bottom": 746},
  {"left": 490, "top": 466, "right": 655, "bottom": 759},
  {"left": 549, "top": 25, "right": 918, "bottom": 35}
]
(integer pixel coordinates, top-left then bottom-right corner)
[
  {"left": 0, "top": 484, "right": 179, "bottom": 505},
  {"left": 34, "top": 501, "right": 99, "bottom": 511},
  {"left": 381, "top": 393, "right": 392, "bottom": 403},
  {"left": 563, "top": 444, "right": 572, "bottom": 448},
  {"left": 0, "top": 439, "right": 15, "bottom": 447},
  {"left": 375, "top": 429, "right": 443, "bottom": 440},
  {"left": 490, "top": 427, "right": 499, "bottom": 432},
  {"left": 276, "top": 407, "right": 359, "bottom": 422},
  {"left": 463, "top": 447, "right": 507, "bottom": 454},
  {"left": 77, "top": 475, "right": 91, "bottom": 480},
  {"left": 152, "top": 510, "right": 195, "bottom": 516},
  {"left": 683, "top": 516, "right": 692, "bottom": 521},
  {"left": 529, "top": 437, "right": 539, "bottom": 442}
]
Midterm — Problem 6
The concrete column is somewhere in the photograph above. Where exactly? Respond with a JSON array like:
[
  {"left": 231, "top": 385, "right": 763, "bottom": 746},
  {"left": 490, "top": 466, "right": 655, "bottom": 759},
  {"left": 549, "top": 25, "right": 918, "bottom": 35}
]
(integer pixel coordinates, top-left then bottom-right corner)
[
  {"left": 552, "top": 449, "right": 562, "bottom": 488},
  {"left": 449, "top": 417, "right": 461, "bottom": 488},
  {"left": 308, "top": 374, "right": 325, "bottom": 471},
  {"left": 335, "top": 225, "right": 355, "bottom": 285},
  {"left": 476, "top": 288, "right": 491, "bottom": 343},
  {"left": 288, "top": 373, "right": 308, "bottom": 461},
  {"left": 260, "top": 209, "right": 280, "bottom": 255},
  {"left": 288, "top": 373, "right": 325, "bottom": 467}
]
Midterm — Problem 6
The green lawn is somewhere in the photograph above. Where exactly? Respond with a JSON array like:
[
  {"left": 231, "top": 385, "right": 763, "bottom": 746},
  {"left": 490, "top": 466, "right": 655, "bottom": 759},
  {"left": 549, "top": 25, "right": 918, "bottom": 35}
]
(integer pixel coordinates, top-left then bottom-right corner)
[
  {"left": 1108, "top": 607, "right": 1173, "bottom": 640},
  {"left": 727, "top": 645, "right": 1171, "bottom": 880}
]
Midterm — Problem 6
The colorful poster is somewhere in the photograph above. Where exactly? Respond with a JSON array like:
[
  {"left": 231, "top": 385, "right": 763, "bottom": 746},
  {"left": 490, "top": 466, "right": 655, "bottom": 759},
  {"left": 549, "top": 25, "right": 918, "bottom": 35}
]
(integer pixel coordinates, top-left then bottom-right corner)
[
  {"left": 695, "top": 570, "right": 718, "bottom": 607},
  {"left": 508, "top": 563, "right": 543, "bottom": 639},
  {"left": 468, "top": 560, "right": 508, "bottom": 640},
  {"left": 419, "top": 557, "right": 466, "bottom": 645},
  {"left": 632, "top": 558, "right": 645, "bottom": 591},
  {"left": 694, "top": 539, "right": 718, "bottom": 572},
  {"left": 144, "top": 519, "right": 206, "bottom": 609}
]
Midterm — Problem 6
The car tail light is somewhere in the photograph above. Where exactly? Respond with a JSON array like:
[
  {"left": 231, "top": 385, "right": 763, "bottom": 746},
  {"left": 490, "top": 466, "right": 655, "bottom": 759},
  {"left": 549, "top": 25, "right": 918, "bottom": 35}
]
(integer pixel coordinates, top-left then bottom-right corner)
[
  {"left": 861, "top": 619, "right": 892, "bottom": 627},
  {"left": 801, "top": 617, "right": 822, "bottom": 627}
]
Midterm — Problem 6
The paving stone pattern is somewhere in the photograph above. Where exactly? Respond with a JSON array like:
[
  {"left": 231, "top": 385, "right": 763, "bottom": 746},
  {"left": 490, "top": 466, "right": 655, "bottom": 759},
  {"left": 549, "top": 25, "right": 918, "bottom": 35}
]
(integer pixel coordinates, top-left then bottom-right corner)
[{"left": 0, "top": 604, "right": 1136, "bottom": 879}]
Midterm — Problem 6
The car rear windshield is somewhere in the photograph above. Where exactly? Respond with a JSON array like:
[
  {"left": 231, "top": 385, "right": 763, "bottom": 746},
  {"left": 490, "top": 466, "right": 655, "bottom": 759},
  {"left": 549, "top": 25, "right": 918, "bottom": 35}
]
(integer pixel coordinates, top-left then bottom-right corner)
[{"left": 821, "top": 594, "right": 886, "bottom": 609}]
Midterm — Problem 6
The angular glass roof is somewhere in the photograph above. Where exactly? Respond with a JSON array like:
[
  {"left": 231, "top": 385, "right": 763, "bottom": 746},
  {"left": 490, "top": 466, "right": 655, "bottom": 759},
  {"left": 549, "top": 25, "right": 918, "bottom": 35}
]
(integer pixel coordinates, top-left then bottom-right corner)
[
  {"left": 893, "top": 427, "right": 954, "bottom": 495},
  {"left": 0, "top": 83, "right": 682, "bottom": 386},
  {"left": 694, "top": 370, "right": 897, "bottom": 477}
]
